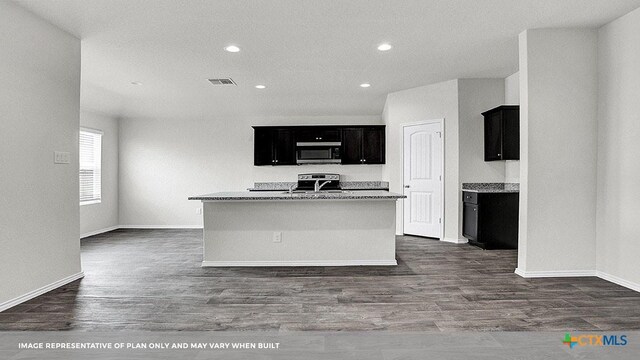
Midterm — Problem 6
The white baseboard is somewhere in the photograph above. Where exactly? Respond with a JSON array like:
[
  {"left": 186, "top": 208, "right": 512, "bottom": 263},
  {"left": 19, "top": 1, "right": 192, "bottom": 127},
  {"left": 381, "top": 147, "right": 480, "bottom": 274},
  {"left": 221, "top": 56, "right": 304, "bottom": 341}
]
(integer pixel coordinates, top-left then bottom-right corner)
[
  {"left": 118, "top": 225, "right": 203, "bottom": 229},
  {"left": 0, "top": 272, "right": 84, "bottom": 312},
  {"left": 441, "top": 237, "right": 468, "bottom": 244},
  {"left": 514, "top": 268, "right": 639, "bottom": 293},
  {"left": 514, "top": 268, "right": 597, "bottom": 278},
  {"left": 202, "top": 260, "right": 398, "bottom": 267},
  {"left": 80, "top": 225, "right": 119, "bottom": 239},
  {"left": 596, "top": 271, "right": 640, "bottom": 293},
  {"left": 82, "top": 225, "right": 203, "bottom": 238}
]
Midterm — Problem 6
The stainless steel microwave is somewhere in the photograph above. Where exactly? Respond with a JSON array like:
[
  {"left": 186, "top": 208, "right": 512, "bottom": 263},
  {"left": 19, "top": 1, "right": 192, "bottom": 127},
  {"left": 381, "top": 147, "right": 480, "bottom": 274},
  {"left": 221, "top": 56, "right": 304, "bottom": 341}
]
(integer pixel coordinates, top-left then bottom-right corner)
[{"left": 296, "top": 142, "right": 341, "bottom": 164}]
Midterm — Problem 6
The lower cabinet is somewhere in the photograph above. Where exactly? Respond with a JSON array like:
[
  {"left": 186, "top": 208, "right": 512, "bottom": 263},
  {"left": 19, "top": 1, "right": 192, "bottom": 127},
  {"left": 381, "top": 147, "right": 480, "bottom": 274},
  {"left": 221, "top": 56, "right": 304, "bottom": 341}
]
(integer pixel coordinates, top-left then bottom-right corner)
[{"left": 462, "top": 191, "right": 519, "bottom": 249}]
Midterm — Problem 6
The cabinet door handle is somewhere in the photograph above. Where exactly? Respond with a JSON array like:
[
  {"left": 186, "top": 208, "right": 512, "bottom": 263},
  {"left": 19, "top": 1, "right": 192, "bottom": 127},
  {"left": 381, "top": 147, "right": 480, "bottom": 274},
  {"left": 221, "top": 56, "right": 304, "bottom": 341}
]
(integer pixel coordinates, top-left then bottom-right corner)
[
  {"left": 275, "top": 159, "right": 278, "bottom": 163},
  {"left": 404, "top": 185, "right": 410, "bottom": 188},
  {"left": 497, "top": 153, "right": 501, "bottom": 156},
  {"left": 363, "top": 159, "right": 366, "bottom": 162}
]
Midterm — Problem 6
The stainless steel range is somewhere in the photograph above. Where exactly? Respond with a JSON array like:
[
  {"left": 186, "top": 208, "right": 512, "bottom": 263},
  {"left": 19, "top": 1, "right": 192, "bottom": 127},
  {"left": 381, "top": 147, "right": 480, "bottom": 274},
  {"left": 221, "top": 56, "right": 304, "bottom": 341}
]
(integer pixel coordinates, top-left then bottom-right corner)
[{"left": 296, "top": 173, "right": 341, "bottom": 192}]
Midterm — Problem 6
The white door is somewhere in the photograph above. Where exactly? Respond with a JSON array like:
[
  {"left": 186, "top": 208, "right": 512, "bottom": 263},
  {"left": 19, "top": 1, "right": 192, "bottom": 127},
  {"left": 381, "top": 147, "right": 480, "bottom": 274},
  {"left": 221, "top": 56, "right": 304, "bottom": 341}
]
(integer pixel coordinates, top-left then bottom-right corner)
[{"left": 403, "top": 122, "right": 443, "bottom": 238}]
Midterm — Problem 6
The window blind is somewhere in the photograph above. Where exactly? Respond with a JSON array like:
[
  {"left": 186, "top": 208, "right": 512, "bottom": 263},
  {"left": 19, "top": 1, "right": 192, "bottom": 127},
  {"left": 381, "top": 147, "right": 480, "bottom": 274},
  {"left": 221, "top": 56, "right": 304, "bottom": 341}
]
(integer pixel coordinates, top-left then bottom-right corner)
[{"left": 79, "top": 129, "right": 102, "bottom": 204}]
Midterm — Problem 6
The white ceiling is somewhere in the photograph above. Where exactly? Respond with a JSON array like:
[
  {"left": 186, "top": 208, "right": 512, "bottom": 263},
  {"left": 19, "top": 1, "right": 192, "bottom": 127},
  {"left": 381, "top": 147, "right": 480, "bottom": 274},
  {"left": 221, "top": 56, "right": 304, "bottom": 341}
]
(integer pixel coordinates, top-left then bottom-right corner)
[{"left": 14, "top": 0, "right": 640, "bottom": 119}]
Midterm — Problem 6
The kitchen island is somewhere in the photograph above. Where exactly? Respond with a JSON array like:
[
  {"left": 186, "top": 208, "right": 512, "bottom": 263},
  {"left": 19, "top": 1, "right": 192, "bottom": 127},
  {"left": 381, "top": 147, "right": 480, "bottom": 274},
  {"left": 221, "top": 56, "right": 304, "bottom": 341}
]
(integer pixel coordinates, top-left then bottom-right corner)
[{"left": 188, "top": 190, "right": 405, "bottom": 267}]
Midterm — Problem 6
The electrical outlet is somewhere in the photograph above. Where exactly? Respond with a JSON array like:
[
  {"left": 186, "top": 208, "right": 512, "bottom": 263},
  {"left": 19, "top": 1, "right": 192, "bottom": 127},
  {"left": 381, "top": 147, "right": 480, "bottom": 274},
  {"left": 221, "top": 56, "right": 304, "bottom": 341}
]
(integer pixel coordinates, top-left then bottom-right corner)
[
  {"left": 196, "top": 207, "right": 202, "bottom": 215},
  {"left": 54, "top": 151, "right": 70, "bottom": 164},
  {"left": 273, "top": 232, "right": 282, "bottom": 243}
]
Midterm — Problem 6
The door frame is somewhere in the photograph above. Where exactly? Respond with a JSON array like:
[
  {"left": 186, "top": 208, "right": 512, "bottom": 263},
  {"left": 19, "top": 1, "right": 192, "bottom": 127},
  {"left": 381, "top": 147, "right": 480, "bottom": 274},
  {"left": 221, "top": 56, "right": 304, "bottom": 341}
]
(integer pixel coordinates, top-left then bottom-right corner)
[{"left": 401, "top": 119, "right": 445, "bottom": 239}]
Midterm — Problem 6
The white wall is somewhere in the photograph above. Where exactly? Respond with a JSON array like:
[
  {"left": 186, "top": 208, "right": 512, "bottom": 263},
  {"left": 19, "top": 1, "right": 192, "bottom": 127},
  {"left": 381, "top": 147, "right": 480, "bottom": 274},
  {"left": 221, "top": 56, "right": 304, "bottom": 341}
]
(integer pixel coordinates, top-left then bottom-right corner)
[
  {"left": 504, "top": 72, "right": 520, "bottom": 105},
  {"left": 80, "top": 111, "right": 119, "bottom": 237},
  {"left": 382, "top": 80, "right": 460, "bottom": 239},
  {"left": 504, "top": 72, "right": 521, "bottom": 183},
  {"left": 0, "top": 2, "right": 81, "bottom": 306},
  {"left": 118, "top": 115, "right": 382, "bottom": 226},
  {"left": 517, "top": 29, "right": 598, "bottom": 274},
  {"left": 458, "top": 79, "right": 506, "bottom": 184},
  {"left": 596, "top": 7, "right": 640, "bottom": 288}
]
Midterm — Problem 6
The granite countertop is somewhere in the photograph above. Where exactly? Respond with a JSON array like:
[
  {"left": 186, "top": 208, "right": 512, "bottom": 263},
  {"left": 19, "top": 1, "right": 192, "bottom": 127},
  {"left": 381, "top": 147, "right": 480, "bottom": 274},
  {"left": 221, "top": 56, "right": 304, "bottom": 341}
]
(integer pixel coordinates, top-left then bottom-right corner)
[
  {"left": 248, "top": 181, "right": 389, "bottom": 191},
  {"left": 189, "top": 190, "right": 405, "bottom": 201},
  {"left": 462, "top": 183, "right": 520, "bottom": 193}
]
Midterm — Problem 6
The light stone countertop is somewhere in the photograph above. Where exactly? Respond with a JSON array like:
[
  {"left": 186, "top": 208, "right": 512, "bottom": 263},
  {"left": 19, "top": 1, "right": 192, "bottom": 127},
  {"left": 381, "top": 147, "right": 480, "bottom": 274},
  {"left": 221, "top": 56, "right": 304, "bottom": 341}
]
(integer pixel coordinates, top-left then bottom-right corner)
[
  {"left": 189, "top": 190, "right": 405, "bottom": 201},
  {"left": 461, "top": 182, "right": 520, "bottom": 193}
]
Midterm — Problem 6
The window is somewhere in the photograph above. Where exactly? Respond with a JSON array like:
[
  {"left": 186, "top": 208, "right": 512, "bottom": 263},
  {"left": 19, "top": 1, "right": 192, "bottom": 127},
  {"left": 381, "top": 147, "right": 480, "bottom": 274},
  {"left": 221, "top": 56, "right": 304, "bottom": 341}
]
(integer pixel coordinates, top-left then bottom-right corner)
[{"left": 79, "top": 128, "right": 102, "bottom": 205}]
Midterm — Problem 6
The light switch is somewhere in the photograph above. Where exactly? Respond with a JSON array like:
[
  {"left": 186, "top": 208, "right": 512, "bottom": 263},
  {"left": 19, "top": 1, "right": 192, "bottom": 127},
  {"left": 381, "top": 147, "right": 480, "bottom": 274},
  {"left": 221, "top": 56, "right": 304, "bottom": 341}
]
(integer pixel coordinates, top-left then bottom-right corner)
[{"left": 54, "top": 151, "right": 70, "bottom": 164}]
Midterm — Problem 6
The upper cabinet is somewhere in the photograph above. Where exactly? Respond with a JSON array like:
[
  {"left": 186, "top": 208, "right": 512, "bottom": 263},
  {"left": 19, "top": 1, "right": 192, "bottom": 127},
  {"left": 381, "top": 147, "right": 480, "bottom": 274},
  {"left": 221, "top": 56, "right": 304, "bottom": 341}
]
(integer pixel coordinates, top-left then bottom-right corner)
[
  {"left": 296, "top": 127, "right": 341, "bottom": 142},
  {"left": 342, "top": 127, "right": 385, "bottom": 164},
  {"left": 253, "top": 128, "right": 296, "bottom": 165},
  {"left": 252, "top": 125, "right": 385, "bottom": 166},
  {"left": 482, "top": 105, "right": 520, "bottom": 161}
]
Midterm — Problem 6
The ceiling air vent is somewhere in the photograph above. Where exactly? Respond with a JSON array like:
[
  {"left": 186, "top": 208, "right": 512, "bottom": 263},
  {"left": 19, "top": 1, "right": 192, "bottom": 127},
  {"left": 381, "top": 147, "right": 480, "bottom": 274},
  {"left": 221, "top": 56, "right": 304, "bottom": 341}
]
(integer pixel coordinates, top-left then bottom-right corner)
[{"left": 208, "top": 78, "right": 237, "bottom": 86}]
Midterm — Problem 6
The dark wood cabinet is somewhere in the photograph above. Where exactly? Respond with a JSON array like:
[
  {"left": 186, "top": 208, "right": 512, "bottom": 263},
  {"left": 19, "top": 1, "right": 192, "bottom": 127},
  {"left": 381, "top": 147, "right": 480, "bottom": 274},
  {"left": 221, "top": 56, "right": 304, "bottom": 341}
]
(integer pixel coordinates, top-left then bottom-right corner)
[
  {"left": 253, "top": 125, "right": 385, "bottom": 166},
  {"left": 341, "top": 127, "right": 385, "bottom": 164},
  {"left": 253, "top": 128, "right": 295, "bottom": 165},
  {"left": 462, "top": 191, "right": 519, "bottom": 249},
  {"left": 482, "top": 105, "right": 519, "bottom": 161},
  {"left": 462, "top": 203, "right": 479, "bottom": 241},
  {"left": 341, "top": 128, "right": 363, "bottom": 164},
  {"left": 296, "top": 127, "right": 340, "bottom": 142},
  {"left": 362, "top": 127, "right": 384, "bottom": 164}
]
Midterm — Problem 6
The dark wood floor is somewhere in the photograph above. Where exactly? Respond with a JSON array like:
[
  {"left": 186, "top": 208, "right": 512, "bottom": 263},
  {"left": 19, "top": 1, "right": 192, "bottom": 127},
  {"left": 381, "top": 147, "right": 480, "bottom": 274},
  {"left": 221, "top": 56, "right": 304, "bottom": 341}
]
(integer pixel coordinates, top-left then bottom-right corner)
[{"left": 1, "top": 229, "right": 639, "bottom": 331}]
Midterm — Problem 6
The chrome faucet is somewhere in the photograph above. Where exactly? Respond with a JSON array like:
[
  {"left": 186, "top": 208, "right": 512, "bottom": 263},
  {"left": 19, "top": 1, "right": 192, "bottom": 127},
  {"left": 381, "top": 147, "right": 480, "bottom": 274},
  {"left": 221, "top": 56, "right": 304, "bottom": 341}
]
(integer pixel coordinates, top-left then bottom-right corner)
[
  {"left": 288, "top": 184, "right": 297, "bottom": 194},
  {"left": 314, "top": 180, "right": 331, "bottom": 192}
]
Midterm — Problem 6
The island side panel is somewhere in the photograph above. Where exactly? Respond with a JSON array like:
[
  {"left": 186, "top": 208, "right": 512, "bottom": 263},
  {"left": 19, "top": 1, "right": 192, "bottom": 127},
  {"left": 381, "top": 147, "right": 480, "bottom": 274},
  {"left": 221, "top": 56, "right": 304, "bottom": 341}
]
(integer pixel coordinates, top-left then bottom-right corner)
[{"left": 202, "top": 200, "right": 397, "bottom": 266}]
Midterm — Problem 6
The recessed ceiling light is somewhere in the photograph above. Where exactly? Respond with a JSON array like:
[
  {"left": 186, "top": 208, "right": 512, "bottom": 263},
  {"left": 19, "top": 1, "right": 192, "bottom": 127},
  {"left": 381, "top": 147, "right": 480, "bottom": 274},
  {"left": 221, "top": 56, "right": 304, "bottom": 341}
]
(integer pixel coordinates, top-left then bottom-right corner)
[
  {"left": 255, "top": 85, "right": 266, "bottom": 89},
  {"left": 377, "top": 43, "right": 392, "bottom": 51},
  {"left": 130, "top": 81, "right": 143, "bottom": 85},
  {"left": 360, "top": 83, "right": 371, "bottom": 88},
  {"left": 224, "top": 45, "right": 240, "bottom": 53}
]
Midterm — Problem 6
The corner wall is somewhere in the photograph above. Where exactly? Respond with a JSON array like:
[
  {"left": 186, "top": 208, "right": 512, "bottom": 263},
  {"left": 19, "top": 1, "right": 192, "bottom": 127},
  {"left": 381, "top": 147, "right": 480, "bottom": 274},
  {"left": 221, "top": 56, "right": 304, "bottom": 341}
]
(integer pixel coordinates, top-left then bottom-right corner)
[
  {"left": 0, "top": 2, "right": 82, "bottom": 308},
  {"left": 596, "top": 7, "right": 640, "bottom": 289},
  {"left": 457, "top": 79, "right": 506, "bottom": 184},
  {"left": 504, "top": 72, "right": 521, "bottom": 183},
  {"left": 382, "top": 80, "right": 460, "bottom": 239},
  {"left": 383, "top": 79, "right": 506, "bottom": 240},
  {"left": 517, "top": 29, "right": 598, "bottom": 275},
  {"left": 80, "top": 111, "right": 119, "bottom": 237}
]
